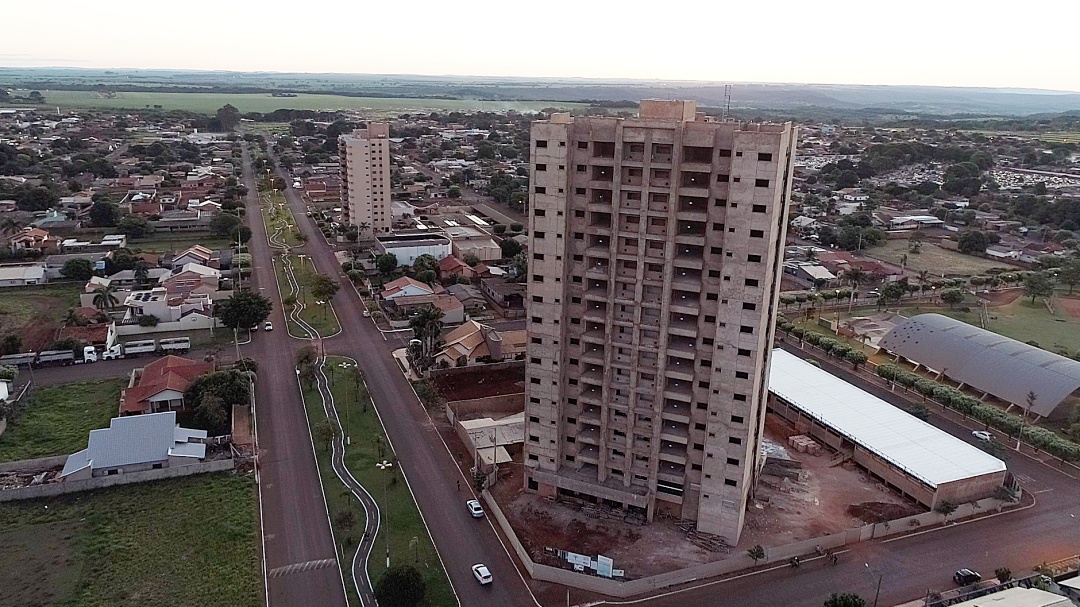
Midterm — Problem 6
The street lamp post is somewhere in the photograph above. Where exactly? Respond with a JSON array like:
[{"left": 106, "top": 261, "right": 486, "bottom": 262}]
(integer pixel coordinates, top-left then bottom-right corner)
[
  {"left": 865, "top": 563, "right": 883, "bottom": 607},
  {"left": 376, "top": 460, "right": 394, "bottom": 568},
  {"left": 835, "top": 289, "right": 842, "bottom": 335}
]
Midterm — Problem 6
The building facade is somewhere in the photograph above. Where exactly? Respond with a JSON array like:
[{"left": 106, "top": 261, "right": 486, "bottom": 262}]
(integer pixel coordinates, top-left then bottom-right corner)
[
  {"left": 523, "top": 100, "right": 797, "bottom": 542},
  {"left": 339, "top": 124, "right": 392, "bottom": 234}
]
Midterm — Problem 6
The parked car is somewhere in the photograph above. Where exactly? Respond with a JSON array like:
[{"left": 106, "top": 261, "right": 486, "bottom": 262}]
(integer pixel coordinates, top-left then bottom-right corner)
[
  {"left": 363, "top": 310, "right": 371, "bottom": 318},
  {"left": 954, "top": 569, "right": 982, "bottom": 585},
  {"left": 264, "top": 321, "right": 273, "bottom": 331},
  {"left": 972, "top": 430, "right": 993, "bottom": 441},
  {"left": 466, "top": 500, "right": 485, "bottom": 518},
  {"left": 472, "top": 564, "right": 492, "bottom": 585}
]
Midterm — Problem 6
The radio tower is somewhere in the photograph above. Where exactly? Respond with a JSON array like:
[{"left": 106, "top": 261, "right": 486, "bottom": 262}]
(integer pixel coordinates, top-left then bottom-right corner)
[{"left": 721, "top": 84, "right": 732, "bottom": 121}]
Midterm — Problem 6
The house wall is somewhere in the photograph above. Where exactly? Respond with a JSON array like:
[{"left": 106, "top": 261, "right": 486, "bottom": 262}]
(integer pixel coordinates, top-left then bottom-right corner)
[
  {"left": 0, "top": 459, "right": 234, "bottom": 502},
  {"left": 115, "top": 314, "right": 217, "bottom": 336}
]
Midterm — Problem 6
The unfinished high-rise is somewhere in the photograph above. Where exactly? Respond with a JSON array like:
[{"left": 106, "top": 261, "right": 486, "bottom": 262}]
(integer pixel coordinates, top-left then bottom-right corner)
[
  {"left": 523, "top": 100, "right": 797, "bottom": 542},
  {"left": 339, "top": 124, "right": 392, "bottom": 234}
]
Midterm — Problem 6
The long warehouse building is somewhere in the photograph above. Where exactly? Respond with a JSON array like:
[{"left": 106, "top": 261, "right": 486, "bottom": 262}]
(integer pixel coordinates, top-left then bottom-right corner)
[{"left": 767, "top": 349, "right": 1007, "bottom": 509}]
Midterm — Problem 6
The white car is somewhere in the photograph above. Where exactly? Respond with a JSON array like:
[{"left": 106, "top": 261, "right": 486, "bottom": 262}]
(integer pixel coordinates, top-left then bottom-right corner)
[
  {"left": 972, "top": 430, "right": 993, "bottom": 441},
  {"left": 363, "top": 310, "right": 371, "bottom": 318},
  {"left": 466, "top": 499, "right": 485, "bottom": 518},
  {"left": 472, "top": 563, "right": 492, "bottom": 585},
  {"left": 264, "top": 321, "right": 273, "bottom": 331}
]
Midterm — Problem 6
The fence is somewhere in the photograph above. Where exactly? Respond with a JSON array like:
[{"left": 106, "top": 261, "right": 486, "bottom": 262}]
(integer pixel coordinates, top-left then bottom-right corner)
[
  {"left": 480, "top": 489, "right": 1008, "bottom": 598},
  {"left": 445, "top": 393, "right": 525, "bottom": 424},
  {"left": 0, "top": 458, "right": 235, "bottom": 502},
  {"left": 429, "top": 359, "right": 525, "bottom": 379}
]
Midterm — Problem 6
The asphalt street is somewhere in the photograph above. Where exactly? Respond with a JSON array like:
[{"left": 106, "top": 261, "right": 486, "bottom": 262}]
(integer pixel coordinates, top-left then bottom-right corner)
[
  {"left": 243, "top": 144, "right": 349, "bottom": 607},
  {"left": 276, "top": 164, "right": 542, "bottom": 607}
]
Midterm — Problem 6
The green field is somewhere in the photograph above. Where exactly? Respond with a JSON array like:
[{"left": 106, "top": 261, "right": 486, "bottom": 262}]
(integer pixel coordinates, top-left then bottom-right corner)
[
  {"left": 302, "top": 357, "right": 454, "bottom": 607},
  {"left": 29, "top": 90, "right": 582, "bottom": 115},
  {"left": 128, "top": 232, "right": 234, "bottom": 255},
  {"left": 866, "top": 239, "right": 1013, "bottom": 277},
  {"left": 0, "top": 379, "right": 124, "bottom": 462},
  {"left": 899, "top": 297, "right": 1080, "bottom": 356},
  {"left": 0, "top": 472, "right": 261, "bottom": 607},
  {"left": 272, "top": 254, "right": 342, "bottom": 338}
]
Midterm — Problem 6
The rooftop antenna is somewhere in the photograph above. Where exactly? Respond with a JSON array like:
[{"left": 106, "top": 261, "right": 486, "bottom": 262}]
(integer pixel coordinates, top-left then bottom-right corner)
[{"left": 721, "top": 84, "right": 732, "bottom": 121}]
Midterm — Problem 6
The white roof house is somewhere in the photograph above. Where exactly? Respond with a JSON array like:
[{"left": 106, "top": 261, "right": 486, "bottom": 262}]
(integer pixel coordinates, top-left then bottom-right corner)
[
  {"left": 60, "top": 411, "right": 206, "bottom": 480},
  {"left": 768, "top": 348, "right": 1005, "bottom": 490}
]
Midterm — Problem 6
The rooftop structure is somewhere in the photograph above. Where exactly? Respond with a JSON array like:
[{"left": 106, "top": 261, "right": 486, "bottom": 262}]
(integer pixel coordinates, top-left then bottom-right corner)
[
  {"left": 768, "top": 348, "right": 1006, "bottom": 508},
  {"left": 879, "top": 314, "right": 1080, "bottom": 418},
  {"left": 60, "top": 411, "right": 206, "bottom": 480}
]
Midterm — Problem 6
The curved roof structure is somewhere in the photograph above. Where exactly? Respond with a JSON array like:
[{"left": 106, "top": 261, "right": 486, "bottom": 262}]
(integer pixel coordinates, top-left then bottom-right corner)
[{"left": 879, "top": 314, "right": 1080, "bottom": 417}]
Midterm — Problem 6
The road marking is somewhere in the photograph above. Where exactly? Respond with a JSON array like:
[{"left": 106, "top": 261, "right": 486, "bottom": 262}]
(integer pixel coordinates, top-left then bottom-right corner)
[
  {"left": 268, "top": 558, "right": 338, "bottom": 578},
  {"left": 1033, "top": 489, "right": 1054, "bottom": 494},
  {"left": 1014, "top": 473, "right": 1036, "bottom": 484}
]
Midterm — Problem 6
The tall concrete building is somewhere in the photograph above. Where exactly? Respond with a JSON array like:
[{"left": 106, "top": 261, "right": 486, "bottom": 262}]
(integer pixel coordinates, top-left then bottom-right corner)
[
  {"left": 339, "top": 124, "right": 392, "bottom": 234},
  {"left": 523, "top": 100, "right": 797, "bottom": 542}
]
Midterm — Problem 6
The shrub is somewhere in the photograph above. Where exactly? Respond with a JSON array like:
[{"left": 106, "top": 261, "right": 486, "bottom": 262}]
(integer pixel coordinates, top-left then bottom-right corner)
[{"left": 138, "top": 314, "right": 160, "bottom": 327}]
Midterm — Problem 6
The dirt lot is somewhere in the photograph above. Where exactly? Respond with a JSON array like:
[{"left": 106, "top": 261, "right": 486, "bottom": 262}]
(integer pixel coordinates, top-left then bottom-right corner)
[
  {"left": 433, "top": 366, "right": 525, "bottom": 401},
  {"left": 1057, "top": 296, "right": 1080, "bottom": 319},
  {"left": 482, "top": 413, "right": 923, "bottom": 578},
  {"left": 977, "top": 288, "right": 1024, "bottom": 307},
  {"left": 0, "top": 286, "right": 80, "bottom": 351}
]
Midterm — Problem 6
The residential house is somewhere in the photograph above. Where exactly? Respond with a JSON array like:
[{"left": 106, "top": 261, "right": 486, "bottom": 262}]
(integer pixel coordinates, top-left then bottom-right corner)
[
  {"left": 43, "top": 252, "right": 108, "bottom": 280},
  {"left": 167, "top": 245, "right": 217, "bottom": 270},
  {"left": 381, "top": 276, "right": 436, "bottom": 301},
  {"left": 0, "top": 262, "right": 46, "bottom": 287},
  {"left": 445, "top": 225, "right": 501, "bottom": 262},
  {"left": 445, "top": 284, "right": 487, "bottom": 312},
  {"left": 480, "top": 277, "right": 526, "bottom": 317},
  {"left": 434, "top": 320, "right": 527, "bottom": 368},
  {"left": 59, "top": 411, "right": 207, "bottom": 480},
  {"left": 8, "top": 226, "right": 58, "bottom": 253},
  {"left": 121, "top": 287, "right": 215, "bottom": 326},
  {"left": 119, "top": 355, "right": 214, "bottom": 416},
  {"left": 31, "top": 209, "right": 80, "bottom": 234},
  {"left": 437, "top": 255, "right": 480, "bottom": 282},
  {"left": 161, "top": 263, "right": 220, "bottom": 296},
  {"left": 430, "top": 294, "right": 465, "bottom": 325}
]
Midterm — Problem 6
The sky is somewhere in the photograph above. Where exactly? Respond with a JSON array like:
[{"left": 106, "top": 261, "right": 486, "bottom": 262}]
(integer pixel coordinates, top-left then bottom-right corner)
[{"left": 3, "top": 0, "right": 1078, "bottom": 92}]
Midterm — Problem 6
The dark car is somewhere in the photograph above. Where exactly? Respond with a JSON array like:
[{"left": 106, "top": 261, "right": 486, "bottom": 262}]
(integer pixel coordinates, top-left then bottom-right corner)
[{"left": 954, "top": 569, "right": 982, "bottom": 585}]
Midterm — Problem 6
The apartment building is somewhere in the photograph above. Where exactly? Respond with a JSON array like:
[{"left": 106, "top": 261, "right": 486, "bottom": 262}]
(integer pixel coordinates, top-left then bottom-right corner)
[
  {"left": 523, "top": 100, "right": 797, "bottom": 542},
  {"left": 339, "top": 124, "right": 392, "bottom": 234}
]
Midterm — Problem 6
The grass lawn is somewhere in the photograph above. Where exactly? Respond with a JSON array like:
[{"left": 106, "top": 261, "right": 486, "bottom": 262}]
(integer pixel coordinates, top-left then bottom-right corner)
[
  {"left": 128, "top": 232, "right": 233, "bottom": 255},
  {"left": 865, "top": 239, "right": 1014, "bottom": 277},
  {"left": 271, "top": 254, "right": 342, "bottom": 338},
  {"left": 0, "top": 379, "right": 124, "bottom": 462},
  {"left": 32, "top": 89, "right": 583, "bottom": 115},
  {"left": 0, "top": 284, "right": 82, "bottom": 350},
  {"left": 0, "top": 472, "right": 261, "bottom": 607},
  {"left": 301, "top": 356, "right": 454, "bottom": 607},
  {"left": 898, "top": 297, "right": 1080, "bottom": 356}
]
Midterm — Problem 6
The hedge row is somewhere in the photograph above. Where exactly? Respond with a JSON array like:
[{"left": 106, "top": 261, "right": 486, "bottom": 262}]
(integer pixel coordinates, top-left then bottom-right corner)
[
  {"left": 777, "top": 323, "right": 868, "bottom": 367},
  {"left": 876, "top": 363, "right": 1080, "bottom": 461}
]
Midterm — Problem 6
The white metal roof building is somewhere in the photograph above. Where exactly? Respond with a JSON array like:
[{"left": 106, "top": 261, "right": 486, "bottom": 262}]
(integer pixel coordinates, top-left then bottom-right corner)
[
  {"left": 60, "top": 411, "right": 206, "bottom": 481},
  {"left": 768, "top": 348, "right": 1007, "bottom": 508}
]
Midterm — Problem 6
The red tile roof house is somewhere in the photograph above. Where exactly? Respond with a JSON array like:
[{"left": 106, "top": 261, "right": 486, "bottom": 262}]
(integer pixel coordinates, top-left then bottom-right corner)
[
  {"left": 8, "top": 226, "right": 58, "bottom": 253},
  {"left": 437, "top": 255, "right": 479, "bottom": 282},
  {"left": 120, "top": 355, "right": 214, "bottom": 416}
]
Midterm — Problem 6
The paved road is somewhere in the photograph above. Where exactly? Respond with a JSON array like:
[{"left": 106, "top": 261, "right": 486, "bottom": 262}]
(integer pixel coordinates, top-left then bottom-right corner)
[
  {"left": 275, "top": 166, "right": 541, "bottom": 607},
  {"left": 243, "top": 144, "right": 348, "bottom": 607}
]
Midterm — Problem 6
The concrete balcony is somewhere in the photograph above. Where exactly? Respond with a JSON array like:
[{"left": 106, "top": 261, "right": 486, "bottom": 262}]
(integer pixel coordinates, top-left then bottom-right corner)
[
  {"left": 659, "top": 442, "right": 688, "bottom": 464},
  {"left": 659, "top": 421, "right": 689, "bottom": 444},
  {"left": 662, "top": 399, "right": 692, "bottom": 423},
  {"left": 577, "top": 428, "right": 600, "bottom": 445}
]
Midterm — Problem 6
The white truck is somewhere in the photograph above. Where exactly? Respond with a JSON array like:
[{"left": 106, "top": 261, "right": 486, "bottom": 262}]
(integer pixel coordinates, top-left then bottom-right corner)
[
  {"left": 157, "top": 337, "right": 191, "bottom": 354},
  {"left": 100, "top": 340, "right": 157, "bottom": 360}
]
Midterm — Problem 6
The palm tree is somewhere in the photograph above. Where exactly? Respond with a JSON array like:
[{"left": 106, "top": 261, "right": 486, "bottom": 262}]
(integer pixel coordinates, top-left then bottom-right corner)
[
  {"left": 917, "top": 269, "right": 930, "bottom": 304},
  {"left": 0, "top": 217, "right": 24, "bottom": 236},
  {"left": 133, "top": 262, "right": 150, "bottom": 288},
  {"left": 357, "top": 221, "right": 371, "bottom": 240},
  {"left": 92, "top": 285, "right": 119, "bottom": 311},
  {"left": 408, "top": 305, "right": 444, "bottom": 370},
  {"left": 846, "top": 267, "right": 866, "bottom": 288}
]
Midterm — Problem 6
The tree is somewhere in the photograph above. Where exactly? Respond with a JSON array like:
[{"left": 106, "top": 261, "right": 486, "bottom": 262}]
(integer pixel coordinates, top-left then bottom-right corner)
[
  {"left": 195, "top": 394, "right": 229, "bottom": 436},
  {"left": 138, "top": 314, "right": 159, "bottom": 327},
  {"left": 376, "top": 253, "right": 398, "bottom": 276},
  {"left": 184, "top": 369, "right": 251, "bottom": 434},
  {"left": 88, "top": 201, "right": 120, "bottom": 227},
  {"left": 462, "top": 253, "right": 481, "bottom": 267},
  {"left": 374, "top": 565, "right": 427, "bottom": 607},
  {"left": 117, "top": 214, "right": 151, "bottom": 238},
  {"left": 1058, "top": 259, "right": 1080, "bottom": 295},
  {"left": 747, "top": 545, "right": 765, "bottom": 565},
  {"left": 0, "top": 334, "right": 22, "bottom": 356},
  {"left": 217, "top": 104, "right": 241, "bottom": 131},
  {"left": 310, "top": 274, "right": 340, "bottom": 302},
  {"left": 60, "top": 258, "right": 95, "bottom": 281},
  {"left": 408, "top": 305, "right": 444, "bottom": 371},
  {"left": 823, "top": 593, "right": 866, "bottom": 607},
  {"left": 92, "top": 285, "right": 119, "bottom": 310},
  {"left": 940, "top": 288, "right": 965, "bottom": 309},
  {"left": 500, "top": 238, "right": 522, "bottom": 259},
  {"left": 957, "top": 230, "right": 990, "bottom": 255},
  {"left": 447, "top": 186, "right": 461, "bottom": 199},
  {"left": 935, "top": 500, "right": 958, "bottom": 521},
  {"left": 1024, "top": 272, "right": 1054, "bottom": 303},
  {"left": 881, "top": 281, "right": 906, "bottom": 304},
  {"left": 845, "top": 350, "right": 868, "bottom": 370},
  {"left": 995, "top": 567, "right": 1012, "bottom": 583},
  {"left": 216, "top": 291, "right": 273, "bottom": 329},
  {"left": 211, "top": 213, "right": 243, "bottom": 238},
  {"left": 317, "top": 419, "right": 339, "bottom": 453}
]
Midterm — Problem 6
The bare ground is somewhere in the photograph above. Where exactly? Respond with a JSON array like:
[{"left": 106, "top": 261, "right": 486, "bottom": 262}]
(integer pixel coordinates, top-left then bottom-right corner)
[{"left": 433, "top": 367, "right": 525, "bottom": 401}]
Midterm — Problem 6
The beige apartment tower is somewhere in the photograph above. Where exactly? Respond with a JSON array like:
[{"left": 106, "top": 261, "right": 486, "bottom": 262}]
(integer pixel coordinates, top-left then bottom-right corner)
[
  {"left": 339, "top": 124, "right": 392, "bottom": 234},
  {"left": 523, "top": 100, "right": 797, "bottom": 542}
]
